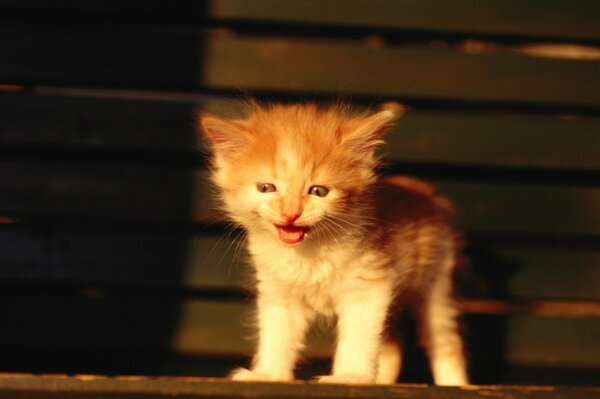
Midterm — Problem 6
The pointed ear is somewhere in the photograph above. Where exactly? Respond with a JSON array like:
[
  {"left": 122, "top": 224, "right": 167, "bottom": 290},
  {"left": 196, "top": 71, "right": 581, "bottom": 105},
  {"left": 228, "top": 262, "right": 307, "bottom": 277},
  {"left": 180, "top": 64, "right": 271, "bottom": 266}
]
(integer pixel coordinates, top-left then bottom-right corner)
[
  {"left": 199, "top": 113, "right": 253, "bottom": 160},
  {"left": 342, "top": 102, "right": 405, "bottom": 147}
]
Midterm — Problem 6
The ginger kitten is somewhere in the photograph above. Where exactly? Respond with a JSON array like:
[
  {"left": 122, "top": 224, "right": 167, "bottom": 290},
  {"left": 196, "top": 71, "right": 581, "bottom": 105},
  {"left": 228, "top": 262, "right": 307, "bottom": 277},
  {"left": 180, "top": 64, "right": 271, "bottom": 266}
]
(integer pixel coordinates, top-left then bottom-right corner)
[{"left": 199, "top": 101, "right": 468, "bottom": 385}]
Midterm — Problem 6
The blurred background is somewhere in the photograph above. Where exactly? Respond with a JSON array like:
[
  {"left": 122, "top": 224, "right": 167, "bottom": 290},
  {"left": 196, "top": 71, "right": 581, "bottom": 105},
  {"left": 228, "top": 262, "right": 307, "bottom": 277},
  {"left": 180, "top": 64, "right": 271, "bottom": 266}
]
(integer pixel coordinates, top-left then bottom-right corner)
[{"left": 0, "top": 0, "right": 599, "bottom": 385}]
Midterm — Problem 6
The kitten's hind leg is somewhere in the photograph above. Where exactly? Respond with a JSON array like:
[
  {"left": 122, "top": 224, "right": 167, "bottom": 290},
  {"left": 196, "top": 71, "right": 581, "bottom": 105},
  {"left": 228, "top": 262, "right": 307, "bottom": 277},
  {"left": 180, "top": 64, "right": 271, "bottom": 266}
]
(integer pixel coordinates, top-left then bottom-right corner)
[
  {"left": 377, "top": 337, "right": 402, "bottom": 384},
  {"left": 420, "top": 258, "right": 468, "bottom": 386}
]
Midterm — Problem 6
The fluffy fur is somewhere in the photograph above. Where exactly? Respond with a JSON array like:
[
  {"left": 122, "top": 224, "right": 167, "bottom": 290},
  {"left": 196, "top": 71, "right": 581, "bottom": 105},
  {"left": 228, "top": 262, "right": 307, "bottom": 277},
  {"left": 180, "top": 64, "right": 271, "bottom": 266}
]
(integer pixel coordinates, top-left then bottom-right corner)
[{"left": 200, "top": 101, "right": 468, "bottom": 385}]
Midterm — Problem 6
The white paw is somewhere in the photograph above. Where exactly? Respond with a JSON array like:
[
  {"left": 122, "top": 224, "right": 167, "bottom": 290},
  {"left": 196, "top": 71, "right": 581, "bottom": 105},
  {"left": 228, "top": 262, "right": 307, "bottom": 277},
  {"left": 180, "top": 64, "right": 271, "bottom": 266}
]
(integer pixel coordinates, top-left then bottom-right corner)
[
  {"left": 316, "top": 374, "right": 375, "bottom": 384},
  {"left": 230, "top": 368, "right": 291, "bottom": 382}
]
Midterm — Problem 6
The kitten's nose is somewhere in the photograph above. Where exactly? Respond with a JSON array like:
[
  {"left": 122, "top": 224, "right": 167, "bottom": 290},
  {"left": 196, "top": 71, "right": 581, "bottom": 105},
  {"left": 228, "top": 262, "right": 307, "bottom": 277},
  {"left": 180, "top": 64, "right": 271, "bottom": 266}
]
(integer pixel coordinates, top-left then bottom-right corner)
[{"left": 281, "top": 211, "right": 301, "bottom": 225}]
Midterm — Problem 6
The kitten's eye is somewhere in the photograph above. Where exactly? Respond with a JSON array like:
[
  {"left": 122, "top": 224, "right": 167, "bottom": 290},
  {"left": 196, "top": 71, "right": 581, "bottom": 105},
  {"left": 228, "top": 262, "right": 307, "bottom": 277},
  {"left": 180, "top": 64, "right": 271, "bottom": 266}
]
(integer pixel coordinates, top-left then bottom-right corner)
[
  {"left": 257, "top": 183, "right": 277, "bottom": 193},
  {"left": 308, "top": 185, "right": 329, "bottom": 197}
]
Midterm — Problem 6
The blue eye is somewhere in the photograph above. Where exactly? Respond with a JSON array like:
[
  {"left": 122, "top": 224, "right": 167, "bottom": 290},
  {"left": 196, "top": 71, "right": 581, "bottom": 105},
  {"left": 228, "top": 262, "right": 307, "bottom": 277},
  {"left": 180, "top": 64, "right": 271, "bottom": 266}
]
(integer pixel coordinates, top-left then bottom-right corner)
[
  {"left": 309, "top": 185, "right": 329, "bottom": 197},
  {"left": 257, "top": 183, "right": 277, "bottom": 193}
]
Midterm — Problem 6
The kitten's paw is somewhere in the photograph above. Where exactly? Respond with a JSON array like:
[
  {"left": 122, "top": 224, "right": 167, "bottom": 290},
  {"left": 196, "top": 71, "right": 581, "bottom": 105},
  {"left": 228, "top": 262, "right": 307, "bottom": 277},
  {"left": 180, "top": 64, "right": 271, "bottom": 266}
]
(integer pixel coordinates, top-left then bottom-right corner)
[
  {"left": 230, "top": 368, "right": 272, "bottom": 381},
  {"left": 230, "top": 368, "right": 291, "bottom": 382},
  {"left": 316, "top": 374, "right": 375, "bottom": 385}
]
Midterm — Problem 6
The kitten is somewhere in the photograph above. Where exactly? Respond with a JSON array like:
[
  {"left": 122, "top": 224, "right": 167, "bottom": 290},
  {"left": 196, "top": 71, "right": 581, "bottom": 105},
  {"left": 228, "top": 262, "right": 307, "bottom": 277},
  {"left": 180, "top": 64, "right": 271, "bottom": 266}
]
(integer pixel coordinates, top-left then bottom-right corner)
[{"left": 199, "top": 101, "right": 468, "bottom": 385}]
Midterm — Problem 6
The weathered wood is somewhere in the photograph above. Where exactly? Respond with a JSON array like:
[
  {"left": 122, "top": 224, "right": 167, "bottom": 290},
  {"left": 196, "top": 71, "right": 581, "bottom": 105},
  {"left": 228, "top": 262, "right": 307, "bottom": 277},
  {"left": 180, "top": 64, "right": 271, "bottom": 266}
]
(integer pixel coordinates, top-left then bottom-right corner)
[
  {"left": 0, "top": 224, "right": 246, "bottom": 288},
  {"left": 0, "top": 161, "right": 207, "bottom": 222},
  {"left": 505, "top": 316, "right": 600, "bottom": 368},
  {"left": 1, "top": 291, "right": 599, "bottom": 367},
  {"left": 1, "top": 225, "right": 600, "bottom": 300},
  {"left": 0, "top": 374, "right": 598, "bottom": 399},
  {"left": 2, "top": 93, "right": 599, "bottom": 170},
  {"left": 0, "top": 93, "right": 198, "bottom": 153},
  {"left": 0, "top": 289, "right": 182, "bottom": 352},
  {"left": 1, "top": 162, "right": 599, "bottom": 235},
  {"left": 200, "top": 36, "right": 600, "bottom": 107},
  {"left": 435, "top": 181, "right": 600, "bottom": 236},
  {"left": 206, "top": 0, "right": 600, "bottom": 42},
  {"left": 1, "top": 24, "right": 600, "bottom": 107},
  {"left": 492, "top": 248, "right": 600, "bottom": 300},
  {"left": 387, "top": 111, "right": 600, "bottom": 171},
  {"left": 173, "top": 301, "right": 600, "bottom": 367},
  {"left": 459, "top": 299, "right": 600, "bottom": 317},
  {"left": 2, "top": 0, "right": 600, "bottom": 42}
]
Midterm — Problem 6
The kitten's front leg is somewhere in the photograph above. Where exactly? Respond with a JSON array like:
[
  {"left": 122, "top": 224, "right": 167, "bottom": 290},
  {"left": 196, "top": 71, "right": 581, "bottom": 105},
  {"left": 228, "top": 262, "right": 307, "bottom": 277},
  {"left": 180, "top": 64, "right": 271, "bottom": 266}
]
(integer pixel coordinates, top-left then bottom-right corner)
[
  {"left": 231, "top": 289, "right": 312, "bottom": 382},
  {"left": 318, "top": 282, "right": 392, "bottom": 384}
]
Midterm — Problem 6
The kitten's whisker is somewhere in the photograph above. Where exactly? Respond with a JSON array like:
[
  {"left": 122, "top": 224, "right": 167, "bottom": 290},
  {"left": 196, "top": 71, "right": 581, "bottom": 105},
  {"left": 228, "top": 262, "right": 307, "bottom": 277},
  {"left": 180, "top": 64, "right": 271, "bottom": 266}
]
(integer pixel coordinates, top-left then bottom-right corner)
[
  {"left": 320, "top": 220, "right": 341, "bottom": 247},
  {"left": 323, "top": 214, "right": 369, "bottom": 239},
  {"left": 202, "top": 221, "right": 239, "bottom": 267},
  {"left": 217, "top": 224, "right": 246, "bottom": 269},
  {"left": 326, "top": 211, "right": 385, "bottom": 234},
  {"left": 228, "top": 228, "right": 248, "bottom": 279}
]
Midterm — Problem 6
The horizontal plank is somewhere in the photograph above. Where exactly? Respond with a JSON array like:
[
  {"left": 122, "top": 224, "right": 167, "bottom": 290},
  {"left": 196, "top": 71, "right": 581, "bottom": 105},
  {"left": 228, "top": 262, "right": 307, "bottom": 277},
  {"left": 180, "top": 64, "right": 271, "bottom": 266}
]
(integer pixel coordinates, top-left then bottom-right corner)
[
  {"left": 506, "top": 316, "right": 600, "bottom": 368},
  {"left": 491, "top": 248, "right": 600, "bottom": 300},
  {"left": 1, "top": 25, "right": 600, "bottom": 107},
  {"left": 436, "top": 181, "right": 600, "bottom": 236},
  {"left": 207, "top": 0, "right": 600, "bottom": 42},
  {"left": 3, "top": 0, "right": 600, "bottom": 42},
  {"left": 2, "top": 292, "right": 600, "bottom": 370},
  {"left": 1, "top": 375, "right": 599, "bottom": 399},
  {"left": 0, "top": 161, "right": 210, "bottom": 223},
  {"left": 0, "top": 226, "right": 246, "bottom": 289},
  {"left": 2, "top": 93, "right": 600, "bottom": 170},
  {"left": 0, "top": 93, "right": 197, "bottom": 152},
  {"left": 3, "top": 162, "right": 599, "bottom": 235},
  {"left": 1, "top": 226, "right": 599, "bottom": 301},
  {"left": 387, "top": 112, "right": 600, "bottom": 171},
  {"left": 459, "top": 299, "right": 600, "bottom": 317},
  {"left": 173, "top": 301, "right": 600, "bottom": 367},
  {"left": 202, "top": 36, "right": 600, "bottom": 107}
]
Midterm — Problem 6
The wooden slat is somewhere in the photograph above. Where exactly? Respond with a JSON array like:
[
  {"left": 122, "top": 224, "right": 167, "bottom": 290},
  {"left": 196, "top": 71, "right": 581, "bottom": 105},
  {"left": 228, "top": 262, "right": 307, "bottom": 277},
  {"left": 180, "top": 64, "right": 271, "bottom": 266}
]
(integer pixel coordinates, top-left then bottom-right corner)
[
  {"left": 1, "top": 24, "right": 600, "bottom": 107},
  {"left": 174, "top": 301, "right": 600, "bottom": 366},
  {"left": 387, "top": 111, "right": 600, "bottom": 170},
  {"left": 0, "top": 289, "right": 182, "bottom": 352},
  {"left": 0, "top": 161, "right": 208, "bottom": 222},
  {"left": 493, "top": 248, "right": 600, "bottom": 300},
  {"left": 436, "top": 181, "right": 600, "bottom": 236},
  {"left": 0, "top": 225, "right": 245, "bottom": 289},
  {"left": 1, "top": 226, "right": 600, "bottom": 301},
  {"left": 171, "top": 300, "right": 333, "bottom": 358},
  {"left": 0, "top": 221, "right": 254, "bottom": 290},
  {"left": 2, "top": 93, "right": 600, "bottom": 170},
  {"left": 3, "top": 162, "right": 598, "bottom": 235},
  {"left": 1, "top": 291, "right": 599, "bottom": 368},
  {"left": 1, "top": 374, "right": 598, "bottom": 399},
  {"left": 0, "top": 93, "right": 197, "bottom": 152},
  {"left": 459, "top": 299, "right": 600, "bottom": 317},
  {"left": 201, "top": 36, "right": 600, "bottom": 107},
  {"left": 207, "top": 0, "right": 600, "bottom": 42},
  {"left": 2, "top": 0, "right": 600, "bottom": 42},
  {"left": 506, "top": 315, "right": 600, "bottom": 368}
]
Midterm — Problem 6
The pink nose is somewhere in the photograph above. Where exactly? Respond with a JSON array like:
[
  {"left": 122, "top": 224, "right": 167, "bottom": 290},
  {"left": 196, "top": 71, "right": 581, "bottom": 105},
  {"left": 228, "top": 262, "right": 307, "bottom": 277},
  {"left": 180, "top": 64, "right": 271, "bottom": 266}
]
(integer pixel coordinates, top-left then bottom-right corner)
[{"left": 282, "top": 211, "right": 301, "bottom": 224}]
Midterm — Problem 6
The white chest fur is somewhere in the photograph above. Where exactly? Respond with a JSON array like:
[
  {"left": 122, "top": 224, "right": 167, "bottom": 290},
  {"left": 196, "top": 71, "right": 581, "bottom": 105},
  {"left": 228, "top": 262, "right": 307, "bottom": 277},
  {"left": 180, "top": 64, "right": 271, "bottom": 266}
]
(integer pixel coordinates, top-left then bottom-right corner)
[{"left": 247, "top": 234, "right": 392, "bottom": 317}]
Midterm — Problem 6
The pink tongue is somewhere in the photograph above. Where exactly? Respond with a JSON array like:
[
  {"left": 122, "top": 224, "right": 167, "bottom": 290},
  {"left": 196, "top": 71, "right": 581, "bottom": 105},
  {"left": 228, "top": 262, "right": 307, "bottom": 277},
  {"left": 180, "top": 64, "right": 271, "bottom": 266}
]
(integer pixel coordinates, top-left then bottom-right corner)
[{"left": 276, "top": 225, "right": 306, "bottom": 244}]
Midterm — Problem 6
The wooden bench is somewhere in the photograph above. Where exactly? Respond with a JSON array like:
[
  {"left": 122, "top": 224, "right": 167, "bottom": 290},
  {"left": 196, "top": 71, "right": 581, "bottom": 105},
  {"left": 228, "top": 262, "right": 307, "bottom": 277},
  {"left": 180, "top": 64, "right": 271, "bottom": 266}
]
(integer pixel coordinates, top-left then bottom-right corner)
[{"left": 0, "top": 0, "right": 599, "bottom": 396}]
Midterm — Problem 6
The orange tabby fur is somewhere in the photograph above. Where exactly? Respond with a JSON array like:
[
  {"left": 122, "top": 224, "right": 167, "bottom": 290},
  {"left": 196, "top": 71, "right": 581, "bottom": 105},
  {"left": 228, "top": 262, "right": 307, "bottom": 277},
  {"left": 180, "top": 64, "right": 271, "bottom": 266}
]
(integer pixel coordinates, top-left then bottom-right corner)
[{"left": 200, "top": 102, "right": 468, "bottom": 385}]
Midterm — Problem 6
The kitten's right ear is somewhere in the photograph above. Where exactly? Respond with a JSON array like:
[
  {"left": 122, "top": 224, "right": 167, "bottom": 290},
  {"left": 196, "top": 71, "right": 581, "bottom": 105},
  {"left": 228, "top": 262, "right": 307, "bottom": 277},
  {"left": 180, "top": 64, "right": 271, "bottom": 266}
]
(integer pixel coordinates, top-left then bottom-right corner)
[{"left": 199, "top": 113, "right": 253, "bottom": 159}]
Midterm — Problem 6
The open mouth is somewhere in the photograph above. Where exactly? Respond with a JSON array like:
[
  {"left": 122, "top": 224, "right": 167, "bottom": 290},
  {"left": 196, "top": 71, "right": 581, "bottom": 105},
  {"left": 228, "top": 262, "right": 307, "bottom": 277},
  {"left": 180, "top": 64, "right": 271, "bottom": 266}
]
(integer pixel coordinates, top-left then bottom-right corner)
[{"left": 275, "top": 224, "right": 308, "bottom": 244}]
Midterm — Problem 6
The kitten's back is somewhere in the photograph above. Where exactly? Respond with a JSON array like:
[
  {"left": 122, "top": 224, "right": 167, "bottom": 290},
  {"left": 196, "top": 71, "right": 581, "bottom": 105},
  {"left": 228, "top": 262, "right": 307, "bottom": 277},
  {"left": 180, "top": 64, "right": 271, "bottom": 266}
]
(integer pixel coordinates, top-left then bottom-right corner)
[{"left": 376, "top": 175, "right": 455, "bottom": 227}]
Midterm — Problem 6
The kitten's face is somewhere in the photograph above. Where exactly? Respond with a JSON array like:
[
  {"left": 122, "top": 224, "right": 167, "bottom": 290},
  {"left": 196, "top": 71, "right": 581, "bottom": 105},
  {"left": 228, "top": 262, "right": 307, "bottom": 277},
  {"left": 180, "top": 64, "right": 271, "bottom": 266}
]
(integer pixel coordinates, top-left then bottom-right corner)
[{"left": 201, "top": 102, "right": 403, "bottom": 246}]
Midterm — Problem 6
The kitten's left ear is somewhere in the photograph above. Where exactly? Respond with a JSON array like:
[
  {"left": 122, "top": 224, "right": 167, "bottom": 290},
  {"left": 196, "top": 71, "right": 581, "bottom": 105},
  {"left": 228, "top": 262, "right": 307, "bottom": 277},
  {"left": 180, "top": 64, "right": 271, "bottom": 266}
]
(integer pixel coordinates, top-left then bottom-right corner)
[{"left": 343, "top": 102, "right": 406, "bottom": 147}]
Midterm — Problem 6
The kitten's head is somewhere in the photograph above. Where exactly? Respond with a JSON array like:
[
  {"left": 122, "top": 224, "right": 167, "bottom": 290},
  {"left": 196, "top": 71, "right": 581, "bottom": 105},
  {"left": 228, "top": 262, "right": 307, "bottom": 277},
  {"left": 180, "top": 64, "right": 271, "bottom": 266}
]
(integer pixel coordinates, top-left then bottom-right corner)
[{"left": 200, "top": 101, "right": 403, "bottom": 246}]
